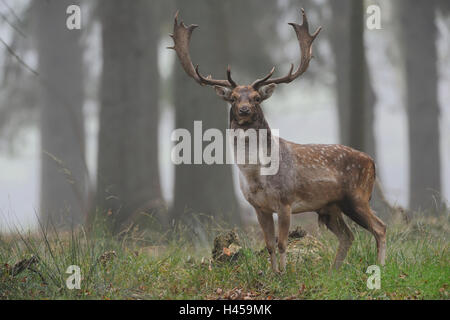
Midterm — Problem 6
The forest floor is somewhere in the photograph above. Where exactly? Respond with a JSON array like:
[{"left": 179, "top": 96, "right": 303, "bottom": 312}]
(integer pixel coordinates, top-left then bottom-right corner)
[{"left": 0, "top": 214, "right": 448, "bottom": 300}]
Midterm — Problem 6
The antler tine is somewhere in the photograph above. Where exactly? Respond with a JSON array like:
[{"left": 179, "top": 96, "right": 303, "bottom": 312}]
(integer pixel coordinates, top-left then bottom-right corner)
[
  {"left": 251, "top": 67, "right": 276, "bottom": 89},
  {"left": 253, "top": 8, "right": 321, "bottom": 88},
  {"left": 169, "top": 11, "right": 235, "bottom": 88},
  {"left": 227, "top": 65, "right": 237, "bottom": 88}
]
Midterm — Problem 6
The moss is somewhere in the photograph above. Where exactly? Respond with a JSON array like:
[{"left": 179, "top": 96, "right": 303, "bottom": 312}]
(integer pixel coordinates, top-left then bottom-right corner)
[{"left": 212, "top": 230, "right": 242, "bottom": 262}]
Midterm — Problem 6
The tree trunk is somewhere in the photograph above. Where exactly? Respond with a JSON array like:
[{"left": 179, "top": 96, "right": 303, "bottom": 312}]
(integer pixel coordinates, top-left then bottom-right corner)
[
  {"left": 398, "top": 0, "right": 441, "bottom": 214},
  {"left": 171, "top": 0, "right": 240, "bottom": 227},
  {"left": 35, "top": 0, "right": 87, "bottom": 228},
  {"left": 330, "top": 1, "right": 352, "bottom": 147},
  {"left": 348, "top": 0, "right": 366, "bottom": 152},
  {"left": 97, "top": 0, "right": 164, "bottom": 233},
  {"left": 331, "top": 0, "right": 376, "bottom": 153},
  {"left": 330, "top": 0, "right": 393, "bottom": 220}
]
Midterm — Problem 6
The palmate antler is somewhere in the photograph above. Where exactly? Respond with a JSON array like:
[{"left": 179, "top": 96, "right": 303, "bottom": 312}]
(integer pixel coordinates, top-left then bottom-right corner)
[
  {"left": 168, "top": 11, "right": 237, "bottom": 88},
  {"left": 251, "top": 8, "right": 322, "bottom": 89},
  {"left": 168, "top": 9, "right": 321, "bottom": 90}
]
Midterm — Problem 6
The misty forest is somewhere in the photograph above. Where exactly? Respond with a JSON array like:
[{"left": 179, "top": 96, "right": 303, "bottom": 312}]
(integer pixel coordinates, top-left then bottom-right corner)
[{"left": 0, "top": 0, "right": 449, "bottom": 300}]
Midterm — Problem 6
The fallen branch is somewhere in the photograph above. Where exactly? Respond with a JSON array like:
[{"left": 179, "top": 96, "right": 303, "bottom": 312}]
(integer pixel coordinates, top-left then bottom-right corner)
[
  {"left": 11, "top": 255, "right": 38, "bottom": 276},
  {"left": 3, "top": 255, "right": 47, "bottom": 285}
]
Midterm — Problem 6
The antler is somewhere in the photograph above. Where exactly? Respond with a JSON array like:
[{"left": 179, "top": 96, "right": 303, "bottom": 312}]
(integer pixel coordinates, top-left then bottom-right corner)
[
  {"left": 168, "top": 11, "right": 237, "bottom": 88},
  {"left": 252, "top": 9, "right": 322, "bottom": 89}
]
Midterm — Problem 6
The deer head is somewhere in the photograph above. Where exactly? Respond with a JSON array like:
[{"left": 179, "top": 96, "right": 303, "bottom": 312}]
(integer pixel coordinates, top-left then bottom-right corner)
[{"left": 168, "top": 9, "right": 321, "bottom": 126}]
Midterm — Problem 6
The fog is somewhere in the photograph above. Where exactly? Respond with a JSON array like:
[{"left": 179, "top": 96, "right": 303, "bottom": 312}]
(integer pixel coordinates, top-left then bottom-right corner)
[{"left": 0, "top": 0, "right": 449, "bottom": 232}]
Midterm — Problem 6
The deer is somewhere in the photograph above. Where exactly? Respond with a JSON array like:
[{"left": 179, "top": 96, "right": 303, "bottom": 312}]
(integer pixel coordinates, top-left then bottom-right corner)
[{"left": 169, "top": 9, "right": 386, "bottom": 273}]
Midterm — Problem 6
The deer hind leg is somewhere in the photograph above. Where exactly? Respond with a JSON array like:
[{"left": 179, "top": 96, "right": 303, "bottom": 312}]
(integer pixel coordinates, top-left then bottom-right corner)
[
  {"left": 340, "top": 199, "right": 386, "bottom": 266},
  {"left": 318, "top": 205, "right": 354, "bottom": 270},
  {"left": 255, "top": 208, "right": 278, "bottom": 273},
  {"left": 277, "top": 204, "right": 291, "bottom": 273}
]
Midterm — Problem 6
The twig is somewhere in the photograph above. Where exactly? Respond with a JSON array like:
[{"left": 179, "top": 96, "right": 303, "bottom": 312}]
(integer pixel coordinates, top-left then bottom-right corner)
[
  {"left": 11, "top": 255, "right": 38, "bottom": 276},
  {"left": 28, "top": 266, "right": 47, "bottom": 285},
  {"left": 0, "top": 37, "right": 38, "bottom": 76},
  {"left": 0, "top": 11, "right": 26, "bottom": 38},
  {"left": 0, "top": 0, "right": 24, "bottom": 27}
]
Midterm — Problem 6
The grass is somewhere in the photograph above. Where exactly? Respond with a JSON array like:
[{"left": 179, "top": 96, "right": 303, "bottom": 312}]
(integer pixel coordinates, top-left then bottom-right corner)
[{"left": 0, "top": 215, "right": 448, "bottom": 300}]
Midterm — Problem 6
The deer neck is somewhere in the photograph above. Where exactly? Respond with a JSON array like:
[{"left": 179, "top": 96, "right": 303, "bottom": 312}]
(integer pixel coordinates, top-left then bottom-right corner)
[{"left": 229, "top": 106, "right": 274, "bottom": 175}]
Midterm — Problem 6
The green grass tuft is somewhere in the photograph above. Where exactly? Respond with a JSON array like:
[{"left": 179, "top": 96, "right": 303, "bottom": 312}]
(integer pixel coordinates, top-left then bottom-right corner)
[{"left": 0, "top": 215, "right": 448, "bottom": 300}]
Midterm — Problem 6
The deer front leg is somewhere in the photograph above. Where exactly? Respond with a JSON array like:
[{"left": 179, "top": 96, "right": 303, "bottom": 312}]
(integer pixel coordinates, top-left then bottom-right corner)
[
  {"left": 255, "top": 209, "right": 278, "bottom": 273},
  {"left": 277, "top": 204, "right": 291, "bottom": 273}
]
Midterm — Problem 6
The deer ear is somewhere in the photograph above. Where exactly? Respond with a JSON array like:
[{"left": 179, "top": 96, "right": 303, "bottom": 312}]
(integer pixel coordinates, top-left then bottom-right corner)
[
  {"left": 258, "top": 84, "right": 277, "bottom": 101},
  {"left": 214, "top": 86, "right": 232, "bottom": 101}
]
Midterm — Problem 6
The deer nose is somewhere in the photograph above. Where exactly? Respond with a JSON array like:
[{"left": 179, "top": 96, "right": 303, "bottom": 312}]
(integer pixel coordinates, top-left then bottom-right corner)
[{"left": 239, "top": 106, "right": 250, "bottom": 115}]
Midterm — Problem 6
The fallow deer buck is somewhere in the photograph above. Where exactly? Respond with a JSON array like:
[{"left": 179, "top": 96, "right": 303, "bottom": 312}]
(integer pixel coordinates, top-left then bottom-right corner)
[{"left": 169, "top": 9, "right": 386, "bottom": 273}]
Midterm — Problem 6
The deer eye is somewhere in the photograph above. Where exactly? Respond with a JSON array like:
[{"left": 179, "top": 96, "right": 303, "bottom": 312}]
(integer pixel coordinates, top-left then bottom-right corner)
[{"left": 254, "top": 96, "right": 261, "bottom": 103}]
